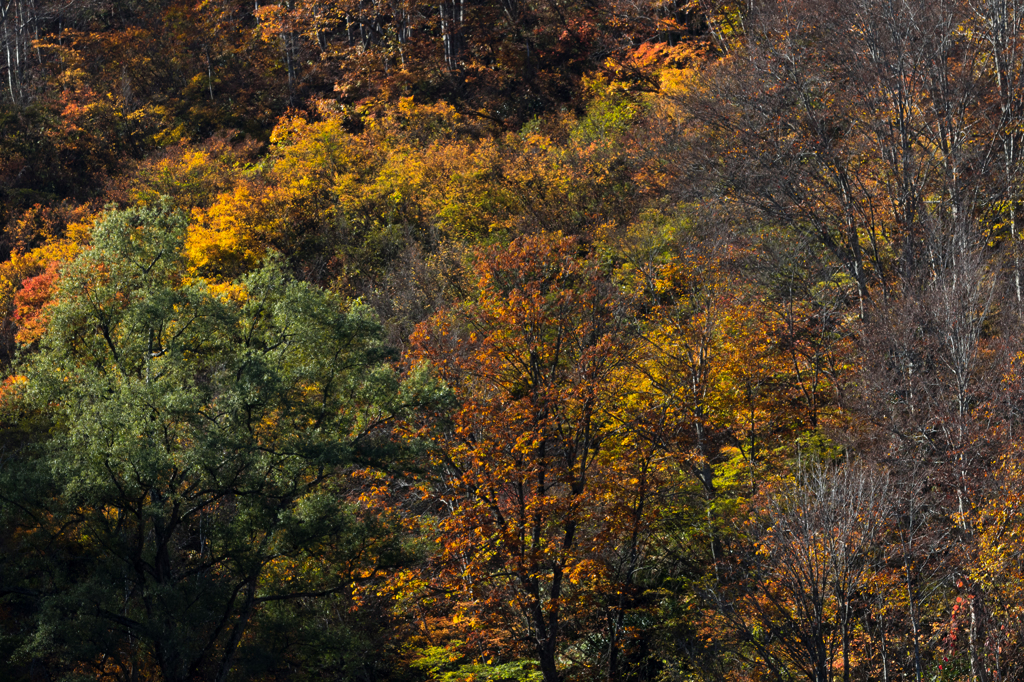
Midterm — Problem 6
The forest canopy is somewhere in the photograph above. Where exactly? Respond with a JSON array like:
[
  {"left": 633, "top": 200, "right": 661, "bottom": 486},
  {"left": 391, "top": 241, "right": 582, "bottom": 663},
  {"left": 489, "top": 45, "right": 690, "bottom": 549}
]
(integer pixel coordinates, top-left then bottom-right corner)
[{"left": 3, "top": 0, "right": 1024, "bottom": 681}]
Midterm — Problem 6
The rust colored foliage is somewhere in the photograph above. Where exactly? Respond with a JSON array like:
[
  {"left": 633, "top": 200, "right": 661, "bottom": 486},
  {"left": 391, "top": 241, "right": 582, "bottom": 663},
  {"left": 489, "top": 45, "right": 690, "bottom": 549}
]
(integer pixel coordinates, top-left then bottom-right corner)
[{"left": 409, "top": 233, "right": 630, "bottom": 681}]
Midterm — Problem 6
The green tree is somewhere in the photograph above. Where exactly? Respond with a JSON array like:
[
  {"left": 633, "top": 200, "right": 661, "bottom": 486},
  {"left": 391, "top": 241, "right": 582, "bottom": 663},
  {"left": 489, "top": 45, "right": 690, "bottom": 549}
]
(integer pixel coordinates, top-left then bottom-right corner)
[{"left": 0, "top": 201, "right": 435, "bottom": 682}]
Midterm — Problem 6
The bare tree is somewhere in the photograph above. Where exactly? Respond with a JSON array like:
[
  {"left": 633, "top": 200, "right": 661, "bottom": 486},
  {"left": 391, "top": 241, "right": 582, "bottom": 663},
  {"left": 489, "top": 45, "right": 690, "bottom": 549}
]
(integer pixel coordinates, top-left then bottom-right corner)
[
  {"left": 714, "top": 461, "right": 891, "bottom": 682},
  {"left": 856, "top": 215, "right": 1005, "bottom": 682}
]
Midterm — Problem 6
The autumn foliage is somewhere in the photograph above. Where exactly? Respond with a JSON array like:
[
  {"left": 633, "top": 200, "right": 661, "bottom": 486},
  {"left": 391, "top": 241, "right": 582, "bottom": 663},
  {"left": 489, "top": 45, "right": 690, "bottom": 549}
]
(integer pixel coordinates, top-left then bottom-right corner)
[{"left": 8, "top": 0, "right": 1024, "bottom": 681}]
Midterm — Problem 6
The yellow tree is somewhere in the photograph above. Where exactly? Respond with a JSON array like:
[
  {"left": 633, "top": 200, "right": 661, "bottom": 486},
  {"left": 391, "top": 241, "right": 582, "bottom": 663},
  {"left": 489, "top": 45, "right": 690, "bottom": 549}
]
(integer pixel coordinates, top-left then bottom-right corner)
[{"left": 611, "top": 217, "right": 779, "bottom": 497}]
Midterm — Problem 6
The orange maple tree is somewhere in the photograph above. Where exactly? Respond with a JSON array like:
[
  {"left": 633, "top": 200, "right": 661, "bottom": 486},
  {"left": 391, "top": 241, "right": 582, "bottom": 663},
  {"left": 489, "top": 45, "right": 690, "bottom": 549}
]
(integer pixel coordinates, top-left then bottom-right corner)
[{"left": 409, "top": 233, "right": 631, "bottom": 681}]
